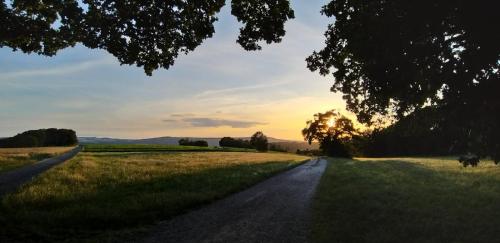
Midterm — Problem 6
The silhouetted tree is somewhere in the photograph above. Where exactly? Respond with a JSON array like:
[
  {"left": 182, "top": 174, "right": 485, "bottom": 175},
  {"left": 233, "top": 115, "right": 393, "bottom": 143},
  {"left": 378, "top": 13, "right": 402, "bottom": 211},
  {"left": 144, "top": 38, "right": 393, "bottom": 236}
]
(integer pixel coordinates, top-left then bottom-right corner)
[
  {"left": 302, "top": 110, "right": 357, "bottom": 158},
  {"left": 0, "top": 128, "right": 78, "bottom": 148},
  {"left": 0, "top": 0, "right": 293, "bottom": 75},
  {"left": 306, "top": 1, "right": 500, "bottom": 161},
  {"left": 250, "top": 131, "right": 268, "bottom": 152},
  {"left": 3, "top": 1, "right": 498, "bottom": 159}
]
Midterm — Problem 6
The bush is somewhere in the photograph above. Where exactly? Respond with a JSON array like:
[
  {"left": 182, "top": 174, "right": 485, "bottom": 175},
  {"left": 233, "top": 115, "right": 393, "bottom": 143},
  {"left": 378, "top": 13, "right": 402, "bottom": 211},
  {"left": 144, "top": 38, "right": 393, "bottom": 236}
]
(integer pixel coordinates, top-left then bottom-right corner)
[
  {"left": 178, "top": 138, "right": 208, "bottom": 147},
  {"left": 269, "top": 143, "right": 287, "bottom": 152},
  {"left": 296, "top": 149, "right": 323, "bottom": 156}
]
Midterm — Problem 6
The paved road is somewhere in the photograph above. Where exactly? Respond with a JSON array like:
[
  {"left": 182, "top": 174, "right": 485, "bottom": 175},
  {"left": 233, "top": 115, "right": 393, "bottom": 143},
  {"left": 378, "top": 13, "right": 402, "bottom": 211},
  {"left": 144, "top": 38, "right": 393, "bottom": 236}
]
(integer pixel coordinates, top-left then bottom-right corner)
[
  {"left": 0, "top": 146, "right": 82, "bottom": 196},
  {"left": 142, "top": 158, "right": 327, "bottom": 243}
]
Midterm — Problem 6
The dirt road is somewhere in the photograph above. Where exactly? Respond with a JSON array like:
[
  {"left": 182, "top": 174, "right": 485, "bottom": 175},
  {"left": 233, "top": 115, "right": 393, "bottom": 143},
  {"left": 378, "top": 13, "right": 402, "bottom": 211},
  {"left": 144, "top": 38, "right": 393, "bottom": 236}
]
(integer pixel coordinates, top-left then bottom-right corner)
[{"left": 142, "top": 158, "right": 327, "bottom": 243}]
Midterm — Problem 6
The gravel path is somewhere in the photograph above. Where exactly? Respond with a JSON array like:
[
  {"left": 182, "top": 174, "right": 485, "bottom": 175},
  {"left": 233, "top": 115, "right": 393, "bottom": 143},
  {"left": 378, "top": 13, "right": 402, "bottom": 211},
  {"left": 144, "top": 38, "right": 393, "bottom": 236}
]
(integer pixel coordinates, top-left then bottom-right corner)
[
  {"left": 0, "top": 146, "right": 82, "bottom": 196},
  {"left": 141, "top": 158, "right": 327, "bottom": 243}
]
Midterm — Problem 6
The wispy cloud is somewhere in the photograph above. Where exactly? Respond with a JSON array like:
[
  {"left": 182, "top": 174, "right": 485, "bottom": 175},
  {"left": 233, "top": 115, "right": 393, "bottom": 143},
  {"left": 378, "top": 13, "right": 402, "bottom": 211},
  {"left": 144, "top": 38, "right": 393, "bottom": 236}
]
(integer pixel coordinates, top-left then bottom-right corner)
[
  {"left": 161, "top": 119, "right": 178, "bottom": 123},
  {"left": 164, "top": 117, "right": 266, "bottom": 128},
  {"left": 195, "top": 80, "right": 291, "bottom": 99},
  {"left": 170, "top": 113, "right": 195, "bottom": 117},
  {"left": 0, "top": 58, "right": 113, "bottom": 80}
]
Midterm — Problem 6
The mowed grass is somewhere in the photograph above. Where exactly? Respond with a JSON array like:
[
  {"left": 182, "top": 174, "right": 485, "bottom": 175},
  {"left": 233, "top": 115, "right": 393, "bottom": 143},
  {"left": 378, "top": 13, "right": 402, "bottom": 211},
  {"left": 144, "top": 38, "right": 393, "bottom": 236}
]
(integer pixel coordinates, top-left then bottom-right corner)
[
  {"left": 0, "top": 147, "right": 75, "bottom": 174},
  {"left": 312, "top": 157, "right": 500, "bottom": 243},
  {"left": 0, "top": 151, "right": 309, "bottom": 242},
  {"left": 83, "top": 144, "right": 256, "bottom": 152}
]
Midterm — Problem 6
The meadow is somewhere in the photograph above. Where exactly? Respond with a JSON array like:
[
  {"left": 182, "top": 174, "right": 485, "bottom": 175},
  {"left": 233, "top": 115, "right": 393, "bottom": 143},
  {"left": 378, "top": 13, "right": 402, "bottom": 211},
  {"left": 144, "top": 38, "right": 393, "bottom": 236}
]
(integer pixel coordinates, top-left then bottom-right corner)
[
  {"left": 0, "top": 147, "right": 75, "bottom": 174},
  {"left": 0, "top": 151, "right": 309, "bottom": 242},
  {"left": 82, "top": 144, "right": 256, "bottom": 152},
  {"left": 312, "top": 157, "right": 500, "bottom": 243}
]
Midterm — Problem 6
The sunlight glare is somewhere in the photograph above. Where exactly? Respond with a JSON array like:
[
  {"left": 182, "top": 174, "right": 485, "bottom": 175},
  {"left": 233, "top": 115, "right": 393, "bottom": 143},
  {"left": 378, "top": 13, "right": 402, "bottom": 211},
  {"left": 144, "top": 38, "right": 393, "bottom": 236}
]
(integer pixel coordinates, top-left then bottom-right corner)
[{"left": 327, "top": 117, "right": 335, "bottom": 128}]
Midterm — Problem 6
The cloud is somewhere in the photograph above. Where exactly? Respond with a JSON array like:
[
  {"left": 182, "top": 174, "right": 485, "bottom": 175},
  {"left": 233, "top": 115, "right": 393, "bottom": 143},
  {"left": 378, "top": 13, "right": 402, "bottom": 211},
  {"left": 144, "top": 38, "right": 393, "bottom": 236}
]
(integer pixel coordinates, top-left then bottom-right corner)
[
  {"left": 169, "top": 113, "right": 195, "bottom": 117},
  {"left": 0, "top": 58, "right": 113, "bottom": 80},
  {"left": 195, "top": 80, "right": 291, "bottom": 99},
  {"left": 164, "top": 117, "right": 266, "bottom": 128},
  {"left": 161, "top": 119, "right": 178, "bottom": 123}
]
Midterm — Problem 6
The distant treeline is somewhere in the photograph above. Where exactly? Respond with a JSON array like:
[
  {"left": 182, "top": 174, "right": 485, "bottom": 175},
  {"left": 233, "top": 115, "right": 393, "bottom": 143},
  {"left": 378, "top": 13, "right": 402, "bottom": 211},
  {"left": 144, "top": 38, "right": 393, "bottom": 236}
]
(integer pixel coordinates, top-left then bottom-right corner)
[
  {"left": 219, "top": 135, "right": 272, "bottom": 152},
  {"left": 0, "top": 128, "right": 78, "bottom": 148},
  {"left": 218, "top": 137, "right": 253, "bottom": 149},
  {"left": 178, "top": 138, "right": 209, "bottom": 147}
]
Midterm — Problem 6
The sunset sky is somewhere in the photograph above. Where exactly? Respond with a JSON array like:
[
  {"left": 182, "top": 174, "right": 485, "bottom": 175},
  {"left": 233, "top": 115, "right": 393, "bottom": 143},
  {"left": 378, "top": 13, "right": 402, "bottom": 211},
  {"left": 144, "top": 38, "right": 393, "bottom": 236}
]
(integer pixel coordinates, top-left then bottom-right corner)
[{"left": 0, "top": 0, "right": 351, "bottom": 141}]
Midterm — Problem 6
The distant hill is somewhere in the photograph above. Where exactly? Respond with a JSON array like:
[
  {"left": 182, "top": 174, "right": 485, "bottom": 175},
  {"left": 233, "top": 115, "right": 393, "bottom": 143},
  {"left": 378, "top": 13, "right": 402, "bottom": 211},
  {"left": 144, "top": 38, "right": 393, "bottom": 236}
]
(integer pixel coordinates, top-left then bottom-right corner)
[{"left": 78, "top": 136, "right": 318, "bottom": 152}]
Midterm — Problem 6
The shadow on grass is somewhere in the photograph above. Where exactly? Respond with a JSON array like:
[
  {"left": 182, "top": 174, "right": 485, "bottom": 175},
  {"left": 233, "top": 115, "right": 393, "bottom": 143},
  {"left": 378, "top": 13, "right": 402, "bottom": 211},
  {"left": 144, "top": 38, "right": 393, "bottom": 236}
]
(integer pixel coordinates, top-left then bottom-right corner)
[
  {"left": 312, "top": 158, "right": 500, "bottom": 243},
  {"left": 0, "top": 160, "right": 305, "bottom": 242}
]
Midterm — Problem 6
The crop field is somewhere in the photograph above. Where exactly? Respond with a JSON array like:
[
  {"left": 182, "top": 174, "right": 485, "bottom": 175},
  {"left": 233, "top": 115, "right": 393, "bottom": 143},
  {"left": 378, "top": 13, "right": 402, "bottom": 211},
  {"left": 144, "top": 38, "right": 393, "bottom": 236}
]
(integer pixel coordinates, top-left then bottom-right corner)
[
  {"left": 0, "top": 151, "right": 309, "bottom": 242},
  {"left": 0, "top": 147, "right": 75, "bottom": 174},
  {"left": 312, "top": 157, "right": 500, "bottom": 243},
  {"left": 83, "top": 144, "right": 256, "bottom": 152}
]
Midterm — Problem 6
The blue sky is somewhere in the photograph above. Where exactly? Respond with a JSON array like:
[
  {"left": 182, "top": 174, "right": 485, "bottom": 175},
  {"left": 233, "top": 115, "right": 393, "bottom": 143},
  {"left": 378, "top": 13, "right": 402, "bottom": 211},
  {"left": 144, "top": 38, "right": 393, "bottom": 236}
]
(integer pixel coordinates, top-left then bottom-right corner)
[{"left": 0, "top": 1, "right": 348, "bottom": 140}]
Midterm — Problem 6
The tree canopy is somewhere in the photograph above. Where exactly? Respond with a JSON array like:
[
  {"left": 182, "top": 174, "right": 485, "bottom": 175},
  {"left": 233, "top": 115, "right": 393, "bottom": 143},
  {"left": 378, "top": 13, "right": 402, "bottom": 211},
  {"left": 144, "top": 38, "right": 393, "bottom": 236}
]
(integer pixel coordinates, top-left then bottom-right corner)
[
  {"left": 302, "top": 109, "right": 357, "bottom": 157},
  {"left": 0, "top": 0, "right": 294, "bottom": 75},
  {"left": 0, "top": 128, "right": 78, "bottom": 148},
  {"left": 305, "top": 0, "right": 499, "bottom": 160},
  {"left": 2, "top": 1, "right": 498, "bottom": 159},
  {"left": 250, "top": 131, "right": 268, "bottom": 152}
]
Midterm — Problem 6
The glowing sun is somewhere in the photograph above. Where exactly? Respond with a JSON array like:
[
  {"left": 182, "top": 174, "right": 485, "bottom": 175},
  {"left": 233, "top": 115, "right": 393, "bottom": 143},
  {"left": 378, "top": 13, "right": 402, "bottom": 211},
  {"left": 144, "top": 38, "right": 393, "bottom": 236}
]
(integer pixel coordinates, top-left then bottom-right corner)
[{"left": 327, "top": 117, "right": 335, "bottom": 127}]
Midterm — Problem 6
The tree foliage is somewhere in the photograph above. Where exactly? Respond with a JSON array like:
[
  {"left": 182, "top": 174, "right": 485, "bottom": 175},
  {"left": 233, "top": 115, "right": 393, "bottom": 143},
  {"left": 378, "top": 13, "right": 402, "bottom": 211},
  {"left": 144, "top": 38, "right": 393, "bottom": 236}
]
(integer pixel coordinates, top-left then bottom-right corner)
[
  {"left": 0, "top": 0, "right": 294, "bottom": 75},
  {"left": 362, "top": 107, "right": 458, "bottom": 157},
  {"left": 0, "top": 128, "right": 78, "bottom": 148},
  {"left": 306, "top": 1, "right": 500, "bottom": 160},
  {"left": 302, "top": 110, "right": 357, "bottom": 158},
  {"left": 2, "top": 1, "right": 498, "bottom": 160},
  {"left": 231, "top": 0, "right": 294, "bottom": 51},
  {"left": 250, "top": 131, "right": 268, "bottom": 152}
]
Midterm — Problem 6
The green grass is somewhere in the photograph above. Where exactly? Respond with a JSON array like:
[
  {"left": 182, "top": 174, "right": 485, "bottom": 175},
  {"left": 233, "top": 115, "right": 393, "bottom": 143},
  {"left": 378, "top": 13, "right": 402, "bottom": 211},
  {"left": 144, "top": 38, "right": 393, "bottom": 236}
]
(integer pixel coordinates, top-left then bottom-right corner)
[
  {"left": 312, "top": 157, "right": 500, "bottom": 243},
  {"left": 0, "top": 147, "right": 75, "bottom": 174},
  {"left": 0, "top": 151, "right": 309, "bottom": 242},
  {"left": 82, "top": 144, "right": 256, "bottom": 152}
]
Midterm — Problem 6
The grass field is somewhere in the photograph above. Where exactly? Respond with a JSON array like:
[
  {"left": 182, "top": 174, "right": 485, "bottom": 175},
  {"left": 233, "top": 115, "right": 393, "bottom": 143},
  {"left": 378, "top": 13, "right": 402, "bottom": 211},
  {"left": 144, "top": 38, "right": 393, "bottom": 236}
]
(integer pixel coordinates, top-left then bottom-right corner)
[
  {"left": 312, "top": 157, "right": 500, "bottom": 243},
  {"left": 82, "top": 144, "right": 256, "bottom": 152},
  {"left": 0, "top": 151, "right": 309, "bottom": 242},
  {"left": 0, "top": 147, "right": 75, "bottom": 174}
]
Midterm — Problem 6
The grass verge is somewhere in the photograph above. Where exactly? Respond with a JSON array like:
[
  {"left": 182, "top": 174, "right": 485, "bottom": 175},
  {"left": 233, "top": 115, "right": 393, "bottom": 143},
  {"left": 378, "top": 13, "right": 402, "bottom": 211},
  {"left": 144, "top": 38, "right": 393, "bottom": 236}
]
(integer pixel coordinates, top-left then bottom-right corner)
[
  {"left": 0, "top": 147, "right": 75, "bottom": 174},
  {"left": 312, "top": 157, "right": 500, "bottom": 243},
  {"left": 0, "top": 151, "right": 309, "bottom": 242}
]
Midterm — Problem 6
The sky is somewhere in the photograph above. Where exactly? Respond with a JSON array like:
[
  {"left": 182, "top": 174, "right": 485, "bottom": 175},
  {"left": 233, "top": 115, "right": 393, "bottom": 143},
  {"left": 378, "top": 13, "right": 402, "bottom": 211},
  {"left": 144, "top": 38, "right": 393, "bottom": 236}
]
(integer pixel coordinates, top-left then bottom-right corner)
[{"left": 0, "top": 1, "right": 350, "bottom": 141}]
